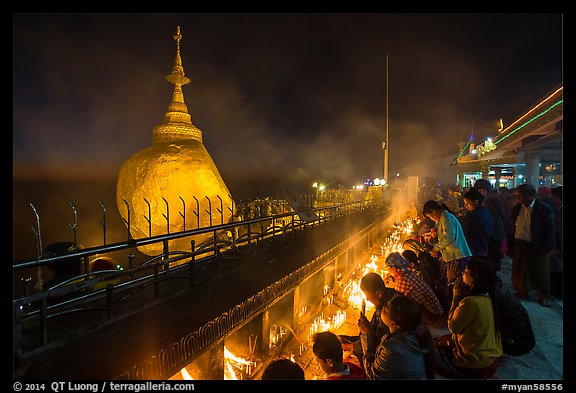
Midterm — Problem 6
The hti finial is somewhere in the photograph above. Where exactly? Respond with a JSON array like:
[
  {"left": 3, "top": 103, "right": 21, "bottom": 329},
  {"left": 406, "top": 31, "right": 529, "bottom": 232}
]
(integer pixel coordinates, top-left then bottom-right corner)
[
  {"left": 166, "top": 25, "right": 190, "bottom": 86},
  {"left": 173, "top": 26, "right": 182, "bottom": 51}
]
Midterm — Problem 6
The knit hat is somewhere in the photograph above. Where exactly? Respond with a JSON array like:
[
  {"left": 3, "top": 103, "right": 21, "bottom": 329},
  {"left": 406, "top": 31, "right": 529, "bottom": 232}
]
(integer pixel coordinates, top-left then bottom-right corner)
[
  {"left": 474, "top": 178, "right": 493, "bottom": 192},
  {"left": 385, "top": 252, "right": 410, "bottom": 269}
]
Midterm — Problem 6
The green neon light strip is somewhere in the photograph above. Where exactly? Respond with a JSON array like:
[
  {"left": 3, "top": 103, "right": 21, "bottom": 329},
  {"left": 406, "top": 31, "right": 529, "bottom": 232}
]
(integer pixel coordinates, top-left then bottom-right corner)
[
  {"left": 495, "top": 99, "right": 563, "bottom": 145},
  {"left": 452, "top": 140, "right": 471, "bottom": 166}
]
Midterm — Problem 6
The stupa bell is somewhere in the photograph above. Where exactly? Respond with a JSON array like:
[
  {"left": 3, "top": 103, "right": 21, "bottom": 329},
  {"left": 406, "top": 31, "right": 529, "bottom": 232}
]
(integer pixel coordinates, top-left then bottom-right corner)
[{"left": 116, "top": 26, "right": 233, "bottom": 256}]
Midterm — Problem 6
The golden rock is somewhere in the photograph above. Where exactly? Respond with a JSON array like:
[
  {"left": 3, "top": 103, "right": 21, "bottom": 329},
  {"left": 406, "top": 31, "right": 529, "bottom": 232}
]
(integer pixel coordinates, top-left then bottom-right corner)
[{"left": 116, "top": 26, "right": 232, "bottom": 256}]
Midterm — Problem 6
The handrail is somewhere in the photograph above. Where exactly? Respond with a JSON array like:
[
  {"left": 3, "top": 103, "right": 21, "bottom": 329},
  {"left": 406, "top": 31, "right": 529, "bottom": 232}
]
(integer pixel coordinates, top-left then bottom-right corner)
[
  {"left": 13, "top": 198, "right": 384, "bottom": 358},
  {"left": 13, "top": 200, "right": 367, "bottom": 271}
]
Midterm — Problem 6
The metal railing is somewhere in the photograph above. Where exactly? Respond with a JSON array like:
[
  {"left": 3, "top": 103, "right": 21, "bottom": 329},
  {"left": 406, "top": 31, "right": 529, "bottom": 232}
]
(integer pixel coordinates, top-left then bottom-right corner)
[
  {"left": 13, "top": 197, "right": 381, "bottom": 359},
  {"left": 117, "top": 211, "right": 393, "bottom": 380}
]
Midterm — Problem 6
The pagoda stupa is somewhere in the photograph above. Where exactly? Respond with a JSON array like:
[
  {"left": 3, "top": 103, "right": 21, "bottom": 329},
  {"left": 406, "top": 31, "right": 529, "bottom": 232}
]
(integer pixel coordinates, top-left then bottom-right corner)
[{"left": 116, "top": 26, "right": 233, "bottom": 256}]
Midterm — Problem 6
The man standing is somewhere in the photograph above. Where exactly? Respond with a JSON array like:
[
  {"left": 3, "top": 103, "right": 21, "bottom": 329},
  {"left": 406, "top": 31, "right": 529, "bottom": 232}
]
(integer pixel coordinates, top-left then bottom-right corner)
[{"left": 507, "top": 184, "right": 555, "bottom": 307}]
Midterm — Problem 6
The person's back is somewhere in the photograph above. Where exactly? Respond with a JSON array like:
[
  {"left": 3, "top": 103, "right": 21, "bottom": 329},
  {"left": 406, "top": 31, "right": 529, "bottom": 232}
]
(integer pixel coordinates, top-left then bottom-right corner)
[
  {"left": 474, "top": 179, "right": 506, "bottom": 269},
  {"left": 449, "top": 295, "right": 502, "bottom": 368},
  {"left": 495, "top": 279, "right": 535, "bottom": 356},
  {"left": 368, "top": 331, "right": 427, "bottom": 379},
  {"left": 461, "top": 187, "right": 493, "bottom": 257},
  {"left": 503, "top": 187, "right": 518, "bottom": 225},
  {"left": 483, "top": 192, "right": 506, "bottom": 241},
  {"left": 417, "top": 251, "right": 442, "bottom": 295},
  {"left": 462, "top": 206, "right": 493, "bottom": 256},
  {"left": 436, "top": 256, "right": 503, "bottom": 378}
]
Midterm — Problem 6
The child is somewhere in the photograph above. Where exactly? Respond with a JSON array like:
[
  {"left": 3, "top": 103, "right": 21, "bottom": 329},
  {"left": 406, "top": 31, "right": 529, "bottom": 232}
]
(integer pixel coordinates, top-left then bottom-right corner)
[{"left": 312, "top": 331, "right": 365, "bottom": 379}]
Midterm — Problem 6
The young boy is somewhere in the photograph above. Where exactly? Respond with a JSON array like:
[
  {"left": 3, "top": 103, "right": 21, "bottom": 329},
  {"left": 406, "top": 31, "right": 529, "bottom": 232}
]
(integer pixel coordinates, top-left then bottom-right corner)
[{"left": 312, "top": 331, "right": 365, "bottom": 379}]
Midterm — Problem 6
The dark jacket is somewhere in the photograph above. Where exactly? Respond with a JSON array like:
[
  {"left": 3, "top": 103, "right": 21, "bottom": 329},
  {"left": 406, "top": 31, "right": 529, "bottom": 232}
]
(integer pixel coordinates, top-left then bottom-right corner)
[
  {"left": 361, "top": 331, "right": 427, "bottom": 379},
  {"left": 484, "top": 193, "right": 507, "bottom": 242},
  {"left": 507, "top": 199, "right": 555, "bottom": 256},
  {"left": 461, "top": 205, "right": 493, "bottom": 256},
  {"left": 495, "top": 279, "right": 536, "bottom": 356}
]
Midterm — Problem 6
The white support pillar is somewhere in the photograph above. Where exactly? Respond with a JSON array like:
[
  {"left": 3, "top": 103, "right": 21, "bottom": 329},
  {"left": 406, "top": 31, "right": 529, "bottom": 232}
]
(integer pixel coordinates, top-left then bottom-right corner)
[
  {"left": 493, "top": 167, "right": 502, "bottom": 189},
  {"left": 525, "top": 151, "right": 540, "bottom": 187}
]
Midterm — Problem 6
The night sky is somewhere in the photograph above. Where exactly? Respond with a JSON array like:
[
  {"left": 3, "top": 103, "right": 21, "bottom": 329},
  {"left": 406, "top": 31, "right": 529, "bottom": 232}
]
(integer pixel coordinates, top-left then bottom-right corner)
[{"left": 13, "top": 13, "right": 563, "bottom": 196}]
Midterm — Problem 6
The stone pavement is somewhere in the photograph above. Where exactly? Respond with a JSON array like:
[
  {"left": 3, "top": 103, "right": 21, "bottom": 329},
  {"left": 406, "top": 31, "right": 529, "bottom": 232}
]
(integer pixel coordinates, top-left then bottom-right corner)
[{"left": 488, "top": 257, "right": 563, "bottom": 380}]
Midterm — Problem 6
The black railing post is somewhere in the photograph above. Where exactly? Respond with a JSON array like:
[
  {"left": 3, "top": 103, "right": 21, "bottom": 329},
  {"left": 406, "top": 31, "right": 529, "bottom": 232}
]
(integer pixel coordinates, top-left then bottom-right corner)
[
  {"left": 29, "top": 203, "right": 43, "bottom": 263},
  {"left": 162, "top": 239, "right": 170, "bottom": 273},
  {"left": 216, "top": 239, "right": 221, "bottom": 277},
  {"left": 179, "top": 196, "right": 186, "bottom": 232},
  {"left": 205, "top": 196, "right": 212, "bottom": 228},
  {"left": 153, "top": 263, "right": 160, "bottom": 300},
  {"left": 189, "top": 240, "right": 196, "bottom": 287},
  {"left": 144, "top": 198, "right": 152, "bottom": 238},
  {"left": 217, "top": 195, "right": 224, "bottom": 225},
  {"left": 247, "top": 222, "right": 251, "bottom": 246},
  {"left": 162, "top": 197, "right": 170, "bottom": 235},
  {"left": 122, "top": 199, "right": 132, "bottom": 241},
  {"left": 68, "top": 200, "right": 78, "bottom": 249},
  {"left": 13, "top": 302, "right": 22, "bottom": 357},
  {"left": 98, "top": 200, "right": 107, "bottom": 245},
  {"left": 106, "top": 285, "right": 114, "bottom": 320},
  {"left": 40, "top": 297, "right": 48, "bottom": 346},
  {"left": 193, "top": 196, "right": 200, "bottom": 229},
  {"left": 128, "top": 253, "right": 134, "bottom": 280},
  {"left": 83, "top": 255, "right": 90, "bottom": 283}
]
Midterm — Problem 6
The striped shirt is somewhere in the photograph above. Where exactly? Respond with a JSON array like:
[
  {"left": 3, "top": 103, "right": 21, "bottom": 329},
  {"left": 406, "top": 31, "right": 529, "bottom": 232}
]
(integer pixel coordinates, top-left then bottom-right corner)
[{"left": 393, "top": 269, "right": 443, "bottom": 316}]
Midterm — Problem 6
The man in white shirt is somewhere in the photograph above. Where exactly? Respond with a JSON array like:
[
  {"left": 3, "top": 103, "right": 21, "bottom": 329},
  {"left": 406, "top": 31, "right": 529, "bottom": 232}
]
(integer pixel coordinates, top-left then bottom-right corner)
[{"left": 507, "top": 184, "right": 555, "bottom": 307}]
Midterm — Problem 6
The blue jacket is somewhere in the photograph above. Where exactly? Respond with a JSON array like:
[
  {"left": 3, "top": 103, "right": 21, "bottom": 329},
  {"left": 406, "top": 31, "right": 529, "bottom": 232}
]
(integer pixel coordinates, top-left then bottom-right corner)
[
  {"left": 433, "top": 210, "right": 472, "bottom": 262},
  {"left": 462, "top": 205, "right": 493, "bottom": 256}
]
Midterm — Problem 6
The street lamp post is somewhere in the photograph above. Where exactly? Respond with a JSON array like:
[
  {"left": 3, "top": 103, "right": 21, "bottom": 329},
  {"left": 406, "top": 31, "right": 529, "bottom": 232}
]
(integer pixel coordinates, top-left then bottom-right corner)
[{"left": 383, "top": 53, "right": 389, "bottom": 184}]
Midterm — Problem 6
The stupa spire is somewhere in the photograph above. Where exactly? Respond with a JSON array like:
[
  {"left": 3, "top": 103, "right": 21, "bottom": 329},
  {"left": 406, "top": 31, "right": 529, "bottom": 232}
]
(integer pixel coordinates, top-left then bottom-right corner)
[
  {"left": 166, "top": 26, "right": 190, "bottom": 87},
  {"left": 152, "top": 26, "right": 203, "bottom": 144},
  {"left": 116, "top": 26, "right": 233, "bottom": 257}
]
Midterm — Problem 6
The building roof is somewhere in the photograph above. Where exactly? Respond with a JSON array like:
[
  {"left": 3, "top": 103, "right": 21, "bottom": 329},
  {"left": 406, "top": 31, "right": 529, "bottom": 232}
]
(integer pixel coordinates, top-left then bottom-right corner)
[{"left": 451, "top": 84, "right": 563, "bottom": 167}]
